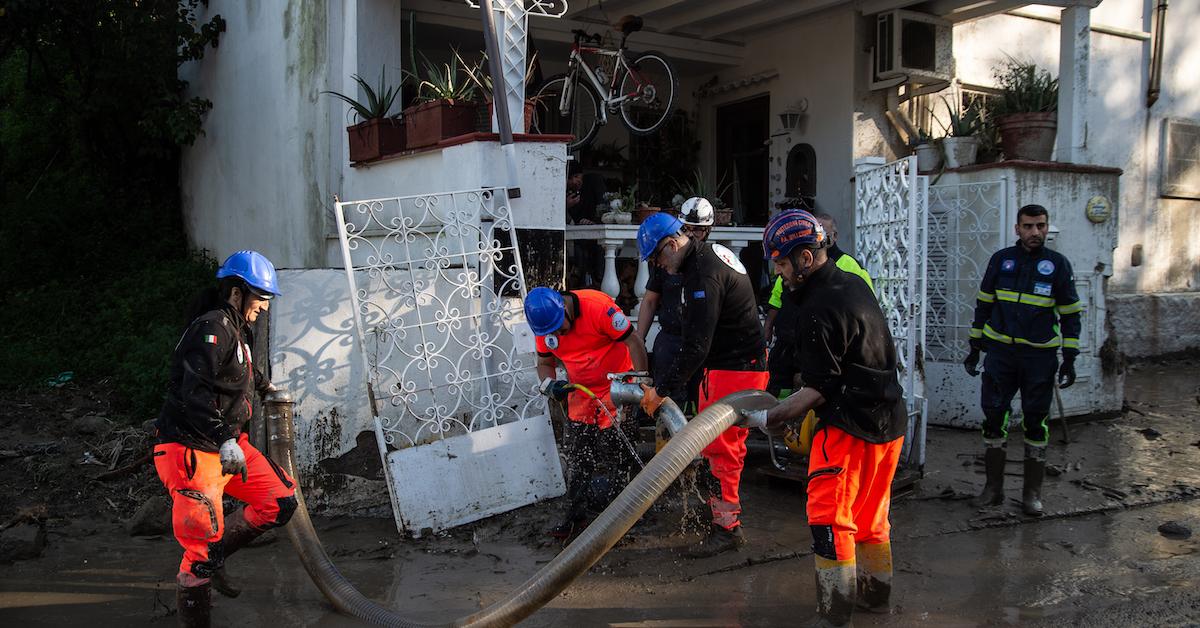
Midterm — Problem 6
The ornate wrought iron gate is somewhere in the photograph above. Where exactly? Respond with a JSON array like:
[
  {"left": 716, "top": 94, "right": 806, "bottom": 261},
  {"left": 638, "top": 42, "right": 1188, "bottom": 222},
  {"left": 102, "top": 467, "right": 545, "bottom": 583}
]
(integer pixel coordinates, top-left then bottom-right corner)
[
  {"left": 854, "top": 157, "right": 928, "bottom": 470},
  {"left": 335, "top": 187, "right": 564, "bottom": 535}
]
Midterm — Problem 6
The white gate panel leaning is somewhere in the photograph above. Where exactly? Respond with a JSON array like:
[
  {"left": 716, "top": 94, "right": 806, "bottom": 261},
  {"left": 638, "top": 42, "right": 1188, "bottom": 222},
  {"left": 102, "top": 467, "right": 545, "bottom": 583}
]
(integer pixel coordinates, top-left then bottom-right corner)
[{"left": 335, "top": 187, "right": 564, "bottom": 535}]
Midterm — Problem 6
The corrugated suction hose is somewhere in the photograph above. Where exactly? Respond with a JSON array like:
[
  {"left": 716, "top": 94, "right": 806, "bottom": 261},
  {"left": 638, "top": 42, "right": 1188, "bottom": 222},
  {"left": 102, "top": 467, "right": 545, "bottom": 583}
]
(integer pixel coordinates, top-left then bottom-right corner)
[{"left": 264, "top": 389, "right": 778, "bottom": 627}]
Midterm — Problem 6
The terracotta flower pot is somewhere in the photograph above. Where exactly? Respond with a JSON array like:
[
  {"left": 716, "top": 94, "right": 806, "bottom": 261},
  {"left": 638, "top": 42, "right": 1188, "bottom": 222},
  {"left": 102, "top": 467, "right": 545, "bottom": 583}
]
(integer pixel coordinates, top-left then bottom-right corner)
[
  {"left": 714, "top": 208, "right": 734, "bottom": 226},
  {"left": 479, "top": 100, "right": 537, "bottom": 132},
  {"left": 347, "top": 118, "right": 406, "bottom": 163},
  {"left": 632, "top": 207, "right": 659, "bottom": 224},
  {"left": 997, "top": 112, "right": 1057, "bottom": 162},
  {"left": 404, "top": 100, "right": 479, "bottom": 148}
]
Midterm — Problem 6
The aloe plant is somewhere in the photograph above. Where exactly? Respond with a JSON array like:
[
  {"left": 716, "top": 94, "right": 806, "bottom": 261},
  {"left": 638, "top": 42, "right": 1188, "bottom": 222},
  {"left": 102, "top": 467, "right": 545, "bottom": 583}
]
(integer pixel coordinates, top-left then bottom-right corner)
[
  {"left": 993, "top": 57, "right": 1058, "bottom": 115},
  {"left": 934, "top": 95, "right": 983, "bottom": 138},
  {"left": 671, "top": 168, "right": 733, "bottom": 208},
  {"left": 414, "top": 51, "right": 478, "bottom": 104},
  {"left": 323, "top": 69, "right": 400, "bottom": 122}
]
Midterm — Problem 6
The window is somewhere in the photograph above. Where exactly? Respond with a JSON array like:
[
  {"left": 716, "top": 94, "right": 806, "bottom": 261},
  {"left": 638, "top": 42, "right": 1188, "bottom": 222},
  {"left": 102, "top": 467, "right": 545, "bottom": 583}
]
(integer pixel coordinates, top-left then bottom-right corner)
[{"left": 1162, "top": 118, "right": 1200, "bottom": 199}]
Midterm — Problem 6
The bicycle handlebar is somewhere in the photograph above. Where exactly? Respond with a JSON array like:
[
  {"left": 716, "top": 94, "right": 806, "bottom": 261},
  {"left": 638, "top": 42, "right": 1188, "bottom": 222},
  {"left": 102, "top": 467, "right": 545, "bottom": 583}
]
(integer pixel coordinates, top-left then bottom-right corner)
[{"left": 571, "top": 29, "right": 604, "bottom": 44}]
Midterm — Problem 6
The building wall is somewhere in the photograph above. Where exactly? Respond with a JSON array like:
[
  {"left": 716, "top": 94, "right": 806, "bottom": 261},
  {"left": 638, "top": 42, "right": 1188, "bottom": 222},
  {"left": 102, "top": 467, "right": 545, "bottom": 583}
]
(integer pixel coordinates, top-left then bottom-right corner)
[
  {"left": 690, "top": 8, "right": 857, "bottom": 239},
  {"left": 953, "top": 0, "right": 1200, "bottom": 298}
]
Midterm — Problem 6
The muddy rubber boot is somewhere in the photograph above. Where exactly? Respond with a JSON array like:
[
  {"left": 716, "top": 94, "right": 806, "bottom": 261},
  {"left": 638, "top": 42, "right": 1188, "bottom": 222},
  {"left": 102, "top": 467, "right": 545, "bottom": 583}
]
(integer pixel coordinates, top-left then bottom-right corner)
[
  {"left": 210, "top": 509, "right": 265, "bottom": 598},
  {"left": 685, "top": 524, "right": 746, "bottom": 559},
  {"left": 176, "top": 582, "right": 211, "bottom": 628},
  {"left": 855, "top": 541, "right": 892, "bottom": 614},
  {"left": 813, "top": 556, "right": 856, "bottom": 627},
  {"left": 972, "top": 446, "right": 1006, "bottom": 507},
  {"left": 1022, "top": 444, "right": 1046, "bottom": 517},
  {"left": 210, "top": 567, "right": 240, "bottom": 599}
]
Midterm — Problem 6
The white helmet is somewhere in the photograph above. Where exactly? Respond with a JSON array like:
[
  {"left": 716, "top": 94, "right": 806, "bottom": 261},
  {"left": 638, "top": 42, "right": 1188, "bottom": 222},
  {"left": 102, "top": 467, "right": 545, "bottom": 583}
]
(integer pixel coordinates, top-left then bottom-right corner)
[{"left": 680, "top": 197, "right": 715, "bottom": 226}]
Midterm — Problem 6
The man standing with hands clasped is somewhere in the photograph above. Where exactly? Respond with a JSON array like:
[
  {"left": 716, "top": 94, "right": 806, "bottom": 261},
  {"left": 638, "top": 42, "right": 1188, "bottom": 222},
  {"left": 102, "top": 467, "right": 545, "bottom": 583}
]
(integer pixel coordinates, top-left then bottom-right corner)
[{"left": 963, "top": 204, "right": 1083, "bottom": 516}]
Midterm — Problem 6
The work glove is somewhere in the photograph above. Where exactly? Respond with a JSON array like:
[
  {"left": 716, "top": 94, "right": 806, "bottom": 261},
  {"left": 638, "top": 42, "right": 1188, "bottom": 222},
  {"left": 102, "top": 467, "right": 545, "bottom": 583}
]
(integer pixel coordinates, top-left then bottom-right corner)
[
  {"left": 639, "top": 384, "right": 667, "bottom": 416},
  {"left": 219, "top": 438, "right": 248, "bottom": 483},
  {"left": 539, "top": 377, "right": 573, "bottom": 401},
  {"left": 963, "top": 347, "right": 981, "bottom": 377},
  {"left": 1058, "top": 355, "right": 1077, "bottom": 389}
]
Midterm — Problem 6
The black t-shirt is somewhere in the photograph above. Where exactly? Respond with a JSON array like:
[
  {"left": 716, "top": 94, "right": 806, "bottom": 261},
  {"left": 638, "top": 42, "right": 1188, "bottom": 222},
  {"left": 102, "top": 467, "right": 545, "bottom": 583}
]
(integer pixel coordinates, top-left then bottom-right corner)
[
  {"left": 645, "top": 266, "right": 685, "bottom": 334},
  {"left": 657, "top": 241, "right": 766, "bottom": 396}
]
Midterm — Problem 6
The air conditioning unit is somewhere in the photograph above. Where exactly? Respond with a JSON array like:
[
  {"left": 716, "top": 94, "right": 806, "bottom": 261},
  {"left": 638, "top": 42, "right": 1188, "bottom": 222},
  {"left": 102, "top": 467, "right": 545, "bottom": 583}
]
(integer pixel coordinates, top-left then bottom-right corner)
[{"left": 874, "top": 10, "right": 952, "bottom": 84}]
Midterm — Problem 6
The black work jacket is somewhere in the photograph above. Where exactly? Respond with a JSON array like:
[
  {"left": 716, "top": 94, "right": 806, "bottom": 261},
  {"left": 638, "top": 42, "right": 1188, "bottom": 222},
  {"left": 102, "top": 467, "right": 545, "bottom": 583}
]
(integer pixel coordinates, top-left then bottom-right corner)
[
  {"left": 971, "top": 243, "right": 1083, "bottom": 356},
  {"left": 657, "top": 241, "right": 766, "bottom": 397},
  {"left": 788, "top": 262, "right": 907, "bottom": 444},
  {"left": 156, "top": 303, "right": 268, "bottom": 452}
]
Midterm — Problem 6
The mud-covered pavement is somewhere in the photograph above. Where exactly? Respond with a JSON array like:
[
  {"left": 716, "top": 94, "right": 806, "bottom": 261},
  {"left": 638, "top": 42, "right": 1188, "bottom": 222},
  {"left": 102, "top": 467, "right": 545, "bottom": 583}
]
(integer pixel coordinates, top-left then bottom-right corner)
[{"left": 2, "top": 361, "right": 1199, "bottom": 626}]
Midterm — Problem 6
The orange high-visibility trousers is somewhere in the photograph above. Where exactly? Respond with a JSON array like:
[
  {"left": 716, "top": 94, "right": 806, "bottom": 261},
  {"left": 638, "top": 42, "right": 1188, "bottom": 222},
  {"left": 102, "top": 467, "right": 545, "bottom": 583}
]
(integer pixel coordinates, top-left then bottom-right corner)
[
  {"left": 806, "top": 425, "right": 903, "bottom": 561},
  {"left": 697, "top": 367, "right": 770, "bottom": 530},
  {"left": 153, "top": 433, "right": 296, "bottom": 583}
]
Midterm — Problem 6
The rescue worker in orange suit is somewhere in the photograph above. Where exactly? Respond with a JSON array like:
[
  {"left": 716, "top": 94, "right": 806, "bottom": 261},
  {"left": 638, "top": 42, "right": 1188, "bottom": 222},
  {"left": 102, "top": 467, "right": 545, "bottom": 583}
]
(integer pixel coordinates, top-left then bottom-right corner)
[
  {"left": 635, "top": 213, "right": 769, "bottom": 558},
  {"left": 525, "top": 286, "right": 650, "bottom": 538},
  {"left": 740, "top": 210, "right": 907, "bottom": 626},
  {"left": 964, "top": 204, "right": 1083, "bottom": 516},
  {"left": 154, "top": 250, "right": 296, "bottom": 627}
]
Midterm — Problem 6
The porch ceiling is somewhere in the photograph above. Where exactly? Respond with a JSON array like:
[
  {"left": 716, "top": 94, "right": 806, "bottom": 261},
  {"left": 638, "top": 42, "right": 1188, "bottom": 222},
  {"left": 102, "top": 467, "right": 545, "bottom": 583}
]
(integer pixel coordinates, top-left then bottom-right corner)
[{"left": 563, "top": 0, "right": 1061, "bottom": 39}]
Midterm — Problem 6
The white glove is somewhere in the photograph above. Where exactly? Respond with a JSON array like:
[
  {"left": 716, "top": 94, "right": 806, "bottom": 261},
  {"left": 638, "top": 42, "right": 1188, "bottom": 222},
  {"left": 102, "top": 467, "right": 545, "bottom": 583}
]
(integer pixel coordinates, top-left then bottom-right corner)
[
  {"left": 219, "top": 438, "right": 247, "bottom": 482},
  {"left": 738, "top": 408, "right": 768, "bottom": 431}
]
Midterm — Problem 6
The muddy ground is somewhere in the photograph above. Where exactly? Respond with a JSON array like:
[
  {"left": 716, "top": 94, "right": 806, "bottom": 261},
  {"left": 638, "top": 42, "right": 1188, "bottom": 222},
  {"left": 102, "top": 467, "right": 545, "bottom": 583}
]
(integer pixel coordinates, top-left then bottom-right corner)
[{"left": 1, "top": 361, "right": 1199, "bottom": 626}]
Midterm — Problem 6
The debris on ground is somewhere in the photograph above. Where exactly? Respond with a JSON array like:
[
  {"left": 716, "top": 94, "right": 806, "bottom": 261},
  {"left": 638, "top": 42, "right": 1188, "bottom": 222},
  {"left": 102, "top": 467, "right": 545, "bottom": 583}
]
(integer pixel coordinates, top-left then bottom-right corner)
[
  {"left": 126, "top": 494, "right": 172, "bottom": 537},
  {"left": 72, "top": 413, "right": 112, "bottom": 436},
  {"left": 0, "top": 522, "right": 47, "bottom": 563},
  {"left": 1157, "top": 521, "right": 1193, "bottom": 540},
  {"left": 1137, "top": 427, "right": 1162, "bottom": 441}
]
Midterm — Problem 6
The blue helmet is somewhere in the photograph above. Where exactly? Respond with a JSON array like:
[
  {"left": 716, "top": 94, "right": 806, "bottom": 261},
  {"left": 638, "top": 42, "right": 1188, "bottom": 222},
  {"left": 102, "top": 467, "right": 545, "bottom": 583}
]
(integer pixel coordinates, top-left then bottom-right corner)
[
  {"left": 524, "top": 287, "right": 565, "bottom": 335},
  {"left": 763, "top": 209, "right": 826, "bottom": 261},
  {"left": 216, "top": 250, "right": 281, "bottom": 298},
  {"left": 636, "top": 213, "right": 684, "bottom": 261}
]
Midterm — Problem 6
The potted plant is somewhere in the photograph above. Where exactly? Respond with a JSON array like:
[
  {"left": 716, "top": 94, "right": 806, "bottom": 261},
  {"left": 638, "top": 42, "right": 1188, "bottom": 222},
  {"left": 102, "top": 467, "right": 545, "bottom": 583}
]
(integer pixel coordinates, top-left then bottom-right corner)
[
  {"left": 992, "top": 58, "right": 1058, "bottom": 161},
  {"left": 601, "top": 185, "right": 637, "bottom": 224},
  {"left": 324, "top": 70, "right": 405, "bottom": 163},
  {"left": 672, "top": 168, "right": 734, "bottom": 224},
  {"left": 459, "top": 49, "right": 541, "bottom": 133},
  {"left": 936, "top": 95, "right": 983, "bottom": 169},
  {"left": 911, "top": 130, "right": 942, "bottom": 173},
  {"left": 632, "top": 200, "right": 659, "bottom": 225},
  {"left": 404, "top": 51, "right": 480, "bottom": 148}
]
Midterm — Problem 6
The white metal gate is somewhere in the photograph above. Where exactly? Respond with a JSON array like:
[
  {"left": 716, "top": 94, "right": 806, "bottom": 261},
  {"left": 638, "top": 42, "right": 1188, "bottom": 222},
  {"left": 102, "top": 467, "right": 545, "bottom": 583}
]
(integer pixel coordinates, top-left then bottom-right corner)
[
  {"left": 854, "top": 157, "right": 928, "bottom": 469},
  {"left": 335, "top": 187, "right": 564, "bottom": 535},
  {"left": 925, "top": 179, "right": 1007, "bottom": 427}
]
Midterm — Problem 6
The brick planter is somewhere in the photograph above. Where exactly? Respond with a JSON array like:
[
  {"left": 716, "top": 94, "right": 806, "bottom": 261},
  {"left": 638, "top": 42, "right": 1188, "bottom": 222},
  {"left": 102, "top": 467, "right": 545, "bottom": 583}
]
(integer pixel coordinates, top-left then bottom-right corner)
[
  {"left": 347, "top": 118, "right": 406, "bottom": 163},
  {"left": 404, "top": 100, "right": 478, "bottom": 148}
]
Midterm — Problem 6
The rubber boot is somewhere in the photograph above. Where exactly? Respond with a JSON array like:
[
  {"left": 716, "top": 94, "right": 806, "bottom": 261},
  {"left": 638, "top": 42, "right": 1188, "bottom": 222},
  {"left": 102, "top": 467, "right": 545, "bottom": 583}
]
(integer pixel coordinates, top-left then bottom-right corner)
[
  {"left": 211, "top": 509, "right": 266, "bottom": 598},
  {"left": 176, "top": 582, "right": 211, "bottom": 628},
  {"left": 855, "top": 541, "right": 892, "bottom": 613},
  {"left": 972, "top": 446, "right": 1006, "bottom": 507},
  {"left": 685, "top": 524, "right": 746, "bottom": 558},
  {"left": 814, "top": 555, "right": 856, "bottom": 627},
  {"left": 1022, "top": 444, "right": 1046, "bottom": 517}
]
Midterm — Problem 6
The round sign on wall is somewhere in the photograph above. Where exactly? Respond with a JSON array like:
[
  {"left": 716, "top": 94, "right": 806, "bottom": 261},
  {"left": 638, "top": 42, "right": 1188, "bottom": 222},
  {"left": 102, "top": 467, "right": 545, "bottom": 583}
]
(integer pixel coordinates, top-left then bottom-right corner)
[{"left": 1086, "top": 195, "right": 1112, "bottom": 224}]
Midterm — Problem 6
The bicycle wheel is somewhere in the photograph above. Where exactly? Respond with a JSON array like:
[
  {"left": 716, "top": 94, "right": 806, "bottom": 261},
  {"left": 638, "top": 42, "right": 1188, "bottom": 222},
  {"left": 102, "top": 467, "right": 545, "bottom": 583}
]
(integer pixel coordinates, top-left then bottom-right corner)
[
  {"left": 531, "top": 74, "right": 601, "bottom": 152},
  {"left": 618, "top": 51, "right": 677, "bottom": 136}
]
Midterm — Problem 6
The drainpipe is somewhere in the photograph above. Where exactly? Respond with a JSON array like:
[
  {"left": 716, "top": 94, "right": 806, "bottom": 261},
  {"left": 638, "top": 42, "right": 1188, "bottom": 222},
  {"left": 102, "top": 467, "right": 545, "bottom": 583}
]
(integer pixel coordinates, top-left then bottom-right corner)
[{"left": 1147, "top": 0, "right": 1168, "bottom": 108}]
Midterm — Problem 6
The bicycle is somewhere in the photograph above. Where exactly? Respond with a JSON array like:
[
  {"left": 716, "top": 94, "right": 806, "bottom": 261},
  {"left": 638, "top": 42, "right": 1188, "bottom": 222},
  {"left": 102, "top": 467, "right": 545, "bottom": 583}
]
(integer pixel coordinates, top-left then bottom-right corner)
[{"left": 532, "top": 16, "right": 678, "bottom": 152}]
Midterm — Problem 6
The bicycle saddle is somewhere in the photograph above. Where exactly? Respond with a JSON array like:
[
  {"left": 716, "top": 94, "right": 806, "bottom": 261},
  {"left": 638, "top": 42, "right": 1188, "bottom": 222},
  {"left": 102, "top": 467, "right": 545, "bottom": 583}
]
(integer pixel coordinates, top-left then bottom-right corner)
[{"left": 617, "top": 15, "right": 643, "bottom": 35}]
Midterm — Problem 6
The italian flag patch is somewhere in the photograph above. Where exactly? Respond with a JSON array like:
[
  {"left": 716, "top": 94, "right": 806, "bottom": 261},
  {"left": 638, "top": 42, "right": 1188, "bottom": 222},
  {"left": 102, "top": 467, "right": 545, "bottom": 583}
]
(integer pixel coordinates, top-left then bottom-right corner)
[{"left": 203, "top": 334, "right": 218, "bottom": 344}]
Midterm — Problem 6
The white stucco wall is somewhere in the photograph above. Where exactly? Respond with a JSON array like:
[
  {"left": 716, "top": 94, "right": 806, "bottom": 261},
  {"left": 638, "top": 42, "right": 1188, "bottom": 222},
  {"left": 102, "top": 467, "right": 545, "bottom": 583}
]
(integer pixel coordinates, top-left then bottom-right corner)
[{"left": 953, "top": 1, "right": 1200, "bottom": 297}]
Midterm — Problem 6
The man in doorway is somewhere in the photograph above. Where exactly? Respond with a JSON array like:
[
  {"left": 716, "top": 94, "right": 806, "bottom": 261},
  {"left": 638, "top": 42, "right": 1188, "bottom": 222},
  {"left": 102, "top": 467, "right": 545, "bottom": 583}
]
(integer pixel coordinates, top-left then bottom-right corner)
[
  {"left": 635, "top": 212, "right": 768, "bottom": 558},
  {"left": 566, "top": 161, "right": 607, "bottom": 287},
  {"left": 963, "top": 204, "right": 1082, "bottom": 516},
  {"left": 741, "top": 209, "right": 906, "bottom": 625},
  {"left": 636, "top": 197, "right": 716, "bottom": 410},
  {"left": 525, "top": 286, "right": 650, "bottom": 538},
  {"left": 764, "top": 209, "right": 873, "bottom": 397}
]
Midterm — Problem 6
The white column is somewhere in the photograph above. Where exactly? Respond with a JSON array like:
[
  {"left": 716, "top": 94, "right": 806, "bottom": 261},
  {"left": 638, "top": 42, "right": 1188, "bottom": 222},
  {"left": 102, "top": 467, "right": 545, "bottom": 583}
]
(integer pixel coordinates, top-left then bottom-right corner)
[
  {"left": 1056, "top": 5, "right": 1091, "bottom": 164},
  {"left": 632, "top": 259, "right": 649, "bottom": 316},
  {"left": 600, "top": 239, "right": 622, "bottom": 298}
]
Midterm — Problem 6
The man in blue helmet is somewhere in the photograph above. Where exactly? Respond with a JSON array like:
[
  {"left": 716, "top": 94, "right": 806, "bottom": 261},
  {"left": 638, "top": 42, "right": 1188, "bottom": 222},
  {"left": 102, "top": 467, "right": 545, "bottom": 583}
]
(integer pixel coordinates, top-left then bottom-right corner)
[
  {"left": 154, "top": 251, "right": 296, "bottom": 627},
  {"left": 635, "top": 212, "right": 768, "bottom": 558},
  {"left": 525, "top": 286, "right": 649, "bottom": 538}
]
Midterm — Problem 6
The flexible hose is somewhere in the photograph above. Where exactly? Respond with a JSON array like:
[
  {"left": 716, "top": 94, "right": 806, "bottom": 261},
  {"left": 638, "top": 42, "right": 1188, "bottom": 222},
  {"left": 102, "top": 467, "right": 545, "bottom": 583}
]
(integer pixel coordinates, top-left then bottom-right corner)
[{"left": 265, "top": 389, "right": 777, "bottom": 627}]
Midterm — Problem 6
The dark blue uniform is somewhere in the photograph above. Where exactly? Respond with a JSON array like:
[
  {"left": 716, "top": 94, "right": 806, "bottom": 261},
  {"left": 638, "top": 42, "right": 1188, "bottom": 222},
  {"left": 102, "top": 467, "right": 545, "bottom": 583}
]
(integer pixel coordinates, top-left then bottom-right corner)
[{"left": 970, "top": 243, "right": 1083, "bottom": 445}]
